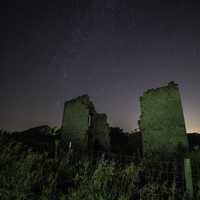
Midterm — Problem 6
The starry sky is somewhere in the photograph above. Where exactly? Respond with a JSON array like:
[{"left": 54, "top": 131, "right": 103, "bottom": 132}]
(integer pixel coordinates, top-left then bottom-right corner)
[{"left": 1, "top": 0, "right": 200, "bottom": 132}]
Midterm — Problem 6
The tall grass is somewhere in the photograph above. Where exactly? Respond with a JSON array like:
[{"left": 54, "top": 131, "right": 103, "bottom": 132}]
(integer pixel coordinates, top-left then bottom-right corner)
[
  {"left": 0, "top": 143, "right": 186, "bottom": 199},
  {"left": 1, "top": 130, "right": 199, "bottom": 199}
]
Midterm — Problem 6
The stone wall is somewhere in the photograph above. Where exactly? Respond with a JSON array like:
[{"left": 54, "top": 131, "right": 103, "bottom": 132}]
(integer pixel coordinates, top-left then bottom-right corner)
[
  {"left": 92, "top": 114, "right": 110, "bottom": 150},
  {"left": 61, "top": 95, "right": 96, "bottom": 150},
  {"left": 139, "top": 82, "right": 189, "bottom": 155},
  {"left": 61, "top": 95, "right": 110, "bottom": 151}
]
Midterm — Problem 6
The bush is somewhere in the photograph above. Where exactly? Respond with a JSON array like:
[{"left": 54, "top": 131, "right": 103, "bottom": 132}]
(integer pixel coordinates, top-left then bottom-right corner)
[{"left": 0, "top": 135, "right": 191, "bottom": 200}]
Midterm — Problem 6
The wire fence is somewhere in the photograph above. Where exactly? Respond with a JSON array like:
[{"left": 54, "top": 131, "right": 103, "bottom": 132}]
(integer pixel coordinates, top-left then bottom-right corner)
[{"left": 61, "top": 149, "right": 190, "bottom": 199}]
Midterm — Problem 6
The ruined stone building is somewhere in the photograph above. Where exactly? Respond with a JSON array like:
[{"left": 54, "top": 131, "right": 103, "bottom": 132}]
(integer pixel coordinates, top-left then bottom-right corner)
[
  {"left": 61, "top": 95, "right": 110, "bottom": 151},
  {"left": 139, "top": 82, "right": 189, "bottom": 156},
  {"left": 60, "top": 82, "right": 194, "bottom": 198},
  {"left": 61, "top": 82, "right": 193, "bottom": 158}
]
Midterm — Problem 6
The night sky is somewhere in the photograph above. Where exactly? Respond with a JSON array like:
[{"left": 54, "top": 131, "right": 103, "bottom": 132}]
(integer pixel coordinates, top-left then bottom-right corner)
[{"left": 1, "top": 0, "right": 200, "bottom": 132}]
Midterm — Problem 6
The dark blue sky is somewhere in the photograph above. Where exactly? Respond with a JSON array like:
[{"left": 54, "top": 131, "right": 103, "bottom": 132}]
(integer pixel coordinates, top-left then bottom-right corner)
[{"left": 1, "top": 0, "right": 200, "bottom": 132}]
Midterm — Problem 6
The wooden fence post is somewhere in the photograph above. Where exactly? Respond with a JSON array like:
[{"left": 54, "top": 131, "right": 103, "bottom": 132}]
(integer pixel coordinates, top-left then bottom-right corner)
[{"left": 184, "top": 158, "right": 194, "bottom": 199}]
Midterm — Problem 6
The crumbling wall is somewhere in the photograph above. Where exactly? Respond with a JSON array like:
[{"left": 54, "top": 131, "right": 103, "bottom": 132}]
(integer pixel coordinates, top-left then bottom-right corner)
[
  {"left": 62, "top": 95, "right": 110, "bottom": 151},
  {"left": 139, "top": 82, "right": 189, "bottom": 155},
  {"left": 61, "top": 95, "right": 96, "bottom": 150},
  {"left": 92, "top": 114, "right": 110, "bottom": 150}
]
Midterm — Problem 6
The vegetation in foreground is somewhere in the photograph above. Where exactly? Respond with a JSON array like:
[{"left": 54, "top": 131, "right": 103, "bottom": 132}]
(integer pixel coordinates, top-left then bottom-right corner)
[{"left": 0, "top": 130, "right": 200, "bottom": 200}]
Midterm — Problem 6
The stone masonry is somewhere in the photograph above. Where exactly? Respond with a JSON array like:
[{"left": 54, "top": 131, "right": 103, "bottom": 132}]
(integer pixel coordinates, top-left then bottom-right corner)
[
  {"left": 139, "top": 82, "right": 189, "bottom": 155},
  {"left": 61, "top": 95, "right": 110, "bottom": 151}
]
